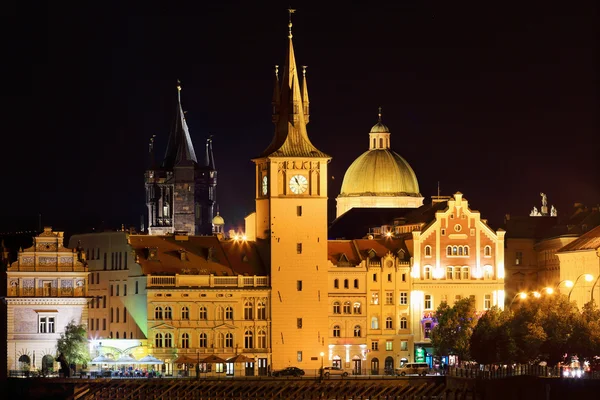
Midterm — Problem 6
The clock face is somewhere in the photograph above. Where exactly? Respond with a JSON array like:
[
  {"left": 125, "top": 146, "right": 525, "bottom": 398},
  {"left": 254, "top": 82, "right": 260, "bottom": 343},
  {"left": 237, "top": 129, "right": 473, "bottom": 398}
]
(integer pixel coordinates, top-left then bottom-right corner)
[
  {"left": 262, "top": 176, "right": 268, "bottom": 195},
  {"left": 289, "top": 174, "right": 308, "bottom": 194}
]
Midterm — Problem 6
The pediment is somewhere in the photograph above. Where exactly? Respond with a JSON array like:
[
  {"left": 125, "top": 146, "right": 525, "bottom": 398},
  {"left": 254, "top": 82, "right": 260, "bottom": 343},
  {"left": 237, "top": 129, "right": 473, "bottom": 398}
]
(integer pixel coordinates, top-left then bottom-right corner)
[
  {"left": 213, "top": 323, "right": 237, "bottom": 330},
  {"left": 151, "top": 322, "right": 176, "bottom": 330}
]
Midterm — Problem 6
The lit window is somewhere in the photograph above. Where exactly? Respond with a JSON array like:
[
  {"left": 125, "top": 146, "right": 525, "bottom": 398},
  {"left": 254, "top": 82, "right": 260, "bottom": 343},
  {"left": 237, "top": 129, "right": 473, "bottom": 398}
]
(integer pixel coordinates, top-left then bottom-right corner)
[
  {"left": 343, "top": 301, "right": 351, "bottom": 314},
  {"left": 484, "top": 294, "right": 491, "bottom": 310},
  {"left": 354, "top": 325, "right": 361, "bottom": 337},
  {"left": 371, "top": 317, "right": 379, "bottom": 329},
  {"left": 401, "top": 340, "right": 408, "bottom": 351},
  {"left": 386, "top": 341, "right": 393, "bottom": 351},
  {"left": 371, "top": 292, "right": 379, "bottom": 305},
  {"left": 353, "top": 302, "right": 362, "bottom": 314}
]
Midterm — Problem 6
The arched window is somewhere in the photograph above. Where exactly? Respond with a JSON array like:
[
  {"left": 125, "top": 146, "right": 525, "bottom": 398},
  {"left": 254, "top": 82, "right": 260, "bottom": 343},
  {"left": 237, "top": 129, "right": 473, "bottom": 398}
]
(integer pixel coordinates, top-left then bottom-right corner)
[
  {"left": 446, "top": 267, "right": 453, "bottom": 279},
  {"left": 424, "top": 266, "right": 431, "bottom": 279},
  {"left": 373, "top": 138, "right": 376, "bottom": 148},
  {"left": 181, "top": 333, "right": 189, "bottom": 348},
  {"left": 155, "top": 333, "right": 163, "bottom": 348},
  {"left": 454, "top": 267, "right": 461, "bottom": 280},
  {"left": 462, "top": 266, "right": 470, "bottom": 280},
  {"left": 458, "top": 247, "right": 463, "bottom": 256},
  {"left": 464, "top": 246, "right": 469, "bottom": 256},
  {"left": 165, "top": 333, "right": 172, "bottom": 347},
  {"left": 371, "top": 316, "right": 379, "bottom": 329},
  {"left": 452, "top": 246, "right": 458, "bottom": 256},
  {"left": 379, "top": 138, "right": 383, "bottom": 148},
  {"left": 216, "top": 306, "right": 224, "bottom": 320},
  {"left": 484, "top": 246, "right": 492, "bottom": 257},
  {"left": 165, "top": 306, "right": 172, "bottom": 319},
  {"left": 354, "top": 279, "right": 359, "bottom": 289},
  {"left": 371, "top": 358, "right": 380, "bottom": 375},
  {"left": 424, "top": 245, "right": 432, "bottom": 257},
  {"left": 333, "top": 325, "right": 341, "bottom": 337},
  {"left": 333, "top": 302, "right": 341, "bottom": 314},
  {"left": 225, "top": 333, "right": 233, "bottom": 348},
  {"left": 257, "top": 330, "right": 267, "bottom": 348},
  {"left": 199, "top": 306, "right": 208, "bottom": 320},
  {"left": 344, "top": 279, "right": 349, "bottom": 289},
  {"left": 244, "top": 301, "right": 254, "bottom": 320},
  {"left": 400, "top": 317, "right": 408, "bottom": 329},
  {"left": 343, "top": 301, "right": 351, "bottom": 314},
  {"left": 354, "top": 325, "right": 361, "bottom": 337},
  {"left": 225, "top": 306, "right": 233, "bottom": 320},
  {"left": 257, "top": 301, "right": 267, "bottom": 320},
  {"left": 244, "top": 330, "right": 254, "bottom": 349},
  {"left": 216, "top": 332, "right": 224, "bottom": 348},
  {"left": 447, "top": 246, "right": 452, "bottom": 256},
  {"left": 181, "top": 306, "right": 189, "bottom": 320},
  {"left": 334, "top": 279, "right": 339, "bottom": 289},
  {"left": 353, "top": 302, "right": 362, "bottom": 314},
  {"left": 199, "top": 333, "right": 207, "bottom": 348},
  {"left": 385, "top": 317, "right": 393, "bottom": 329}
]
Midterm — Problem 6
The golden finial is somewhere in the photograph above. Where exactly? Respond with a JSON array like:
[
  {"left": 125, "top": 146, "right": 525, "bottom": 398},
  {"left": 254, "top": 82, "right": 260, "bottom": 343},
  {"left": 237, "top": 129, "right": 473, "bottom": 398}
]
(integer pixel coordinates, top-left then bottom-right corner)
[
  {"left": 287, "top": 7, "right": 296, "bottom": 38},
  {"left": 275, "top": 65, "right": 279, "bottom": 77},
  {"left": 177, "top": 79, "right": 182, "bottom": 91},
  {"left": 378, "top": 106, "right": 382, "bottom": 122},
  {"left": 302, "top": 65, "right": 307, "bottom": 77}
]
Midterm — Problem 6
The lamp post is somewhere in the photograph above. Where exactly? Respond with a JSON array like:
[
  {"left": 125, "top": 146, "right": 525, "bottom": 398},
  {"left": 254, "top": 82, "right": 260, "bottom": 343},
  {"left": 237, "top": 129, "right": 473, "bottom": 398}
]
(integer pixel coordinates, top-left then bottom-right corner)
[
  {"left": 509, "top": 292, "right": 528, "bottom": 308},
  {"left": 554, "top": 279, "right": 574, "bottom": 293},
  {"left": 319, "top": 352, "right": 324, "bottom": 379},
  {"left": 568, "top": 274, "right": 593, "bottom": 301}
]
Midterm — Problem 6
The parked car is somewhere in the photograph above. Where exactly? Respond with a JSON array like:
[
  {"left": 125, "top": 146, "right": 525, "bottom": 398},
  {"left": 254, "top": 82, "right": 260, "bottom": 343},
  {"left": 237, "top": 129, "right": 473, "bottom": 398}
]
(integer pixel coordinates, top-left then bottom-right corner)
[
  {"left": 322, "top": 366, "right": 348, "bottom": 377},
  {"left": 271, "top": 367, "right": 305, "bottom": 377},
  {"left": 395, "top": 363, "right": 430, "bottom": 376}
]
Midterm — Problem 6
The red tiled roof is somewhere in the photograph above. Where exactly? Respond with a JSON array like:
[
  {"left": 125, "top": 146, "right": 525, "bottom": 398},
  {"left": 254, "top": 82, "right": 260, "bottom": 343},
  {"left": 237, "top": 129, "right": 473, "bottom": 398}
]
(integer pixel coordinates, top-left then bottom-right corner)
[
  {"left": 558, "top": 225, "right": 600, "bottom": 253},
  {"left": 327, "top": 241, "right": 361, "bottom": 266},
  {"left": 128, "top": 235, "right": 267, "bottom": 276}
]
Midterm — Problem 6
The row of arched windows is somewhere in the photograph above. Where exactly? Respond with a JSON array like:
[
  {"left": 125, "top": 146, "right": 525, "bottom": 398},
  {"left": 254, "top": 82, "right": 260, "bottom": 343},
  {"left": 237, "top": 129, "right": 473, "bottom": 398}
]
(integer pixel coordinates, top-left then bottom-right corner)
[
  {"left": 154, "top": 302, "right": 267, "bottom": 321},
  {"left": 422, "top": 265, "right": 493, "bottom": 280},
  {"left": 154, "top": 330, "right": 267, "bottom": 349},
  {"left": 332, "top": 301, "right": 362, "bottom": 314},
  {"left": 333, "top": 279, "right": 360, "bottom": 289},
  {"left": 109, "top": 307, "right": 127, "bottom": 323},
  {"left": 369, "top": 316, "right": 408, "bottom": 330},
  {"left": 424, "top": 245, "right": 492, "bottom": 257}
]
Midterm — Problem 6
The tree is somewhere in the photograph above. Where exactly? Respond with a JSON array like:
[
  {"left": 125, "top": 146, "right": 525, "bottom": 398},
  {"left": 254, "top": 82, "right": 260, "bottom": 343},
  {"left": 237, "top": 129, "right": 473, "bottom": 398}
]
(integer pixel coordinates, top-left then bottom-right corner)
[
  {"left": 431, "top": 297, "right": 478, "bottom": 361},
  {"left": 470, "top": 306, "right": 516, "bottom": 365},
  {"left": 569, "top": 300, "right": 600, "bottom": 361},
  {"left": 56, "top": 320, "right": 90, "bottom": 373}
]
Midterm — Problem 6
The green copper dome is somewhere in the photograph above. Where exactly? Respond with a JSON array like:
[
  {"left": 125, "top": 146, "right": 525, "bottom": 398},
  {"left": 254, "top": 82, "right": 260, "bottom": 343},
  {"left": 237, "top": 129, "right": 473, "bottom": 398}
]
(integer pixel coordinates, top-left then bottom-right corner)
[{"left": 340, "top": 149, "right": 420, "bottom": 197}]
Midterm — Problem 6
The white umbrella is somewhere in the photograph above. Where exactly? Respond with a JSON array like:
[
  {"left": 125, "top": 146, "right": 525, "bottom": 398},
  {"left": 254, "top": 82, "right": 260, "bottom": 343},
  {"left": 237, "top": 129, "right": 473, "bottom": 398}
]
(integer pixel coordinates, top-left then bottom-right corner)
[
  {"left": 90, "top": 355, "right": 114, "bottom": 364},
  {"left": 138, "top": 355, "right": 164, "bottom": 365},
  {"left": 114, "top": 355, "right": 138, "bottom": 364}
]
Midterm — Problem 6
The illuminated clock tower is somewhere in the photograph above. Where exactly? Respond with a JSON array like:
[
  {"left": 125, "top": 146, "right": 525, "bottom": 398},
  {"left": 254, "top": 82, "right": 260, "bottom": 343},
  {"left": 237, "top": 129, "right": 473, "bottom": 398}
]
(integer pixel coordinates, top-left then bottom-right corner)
[{"left": 252, "top": 10, "right": 331, "bottom": 370}]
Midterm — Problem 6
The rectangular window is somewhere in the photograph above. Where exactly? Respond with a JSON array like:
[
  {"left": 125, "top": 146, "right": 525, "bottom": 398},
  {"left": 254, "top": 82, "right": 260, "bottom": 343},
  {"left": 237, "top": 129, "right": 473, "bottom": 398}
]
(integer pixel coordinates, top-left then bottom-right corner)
[
  {"left": 387, "top": 273, "right": 392, "bottom": 282},
  {"left": 386, "top": 341, "right": 393, "bottom": 351},
  {"left": 372, "top": 273, "right": 377, "bottom": 282},
  {"left": 110, "top": 285, "right": 113, "bottom": 297},
  {"left": 39, "top": 316, "right": 56, "bottom": 333},
  {"left": 96, "top": 273, "right": 100, "bottom": 284},
  {"left": 297, "top": 243, "right": 302, "bottom": 254},
  {"left": 297, "top": 318, "right": 302, "bottom": 329},
  {"left": 371, "top": 341, "right": 379, "bottom": 351},
  {"left": 399, "top": 292, "right": 408, "bottom": 305},
  {"left": 116, "top": 284, "right": 119, "bottom": 296},
  {"left": 385, "top": 292, "right": 393, "bottom": 305},
  {"left": 103, "top": 319, "right": 106, "bottom": 330},
  {"left": 424, "top": 294, "right": 432, "bottom": 309},
  {"left": 516, "top": 251, "right": 523, "bottom": 265},
  {"left": 401, "top": 340, "right": 408, "bottom": 351},
  {"left": 297, "top": 206, "right": 302, "bottom": 216},
  {"left": 297, "top": 280, "right": 303, "bottom": 291},
  {"left": 484, "top": 294, "right": 491, "bottom": 309},
  {"left": 297, "top": 351, "right": 303, "bottom": 362},
  {"left": 96, "top": 318, "right": 99, "bottom": 331},
  {"left": 371, "top": 292, "right": 379, "bottom": 305},
  {"left": 441, "top": 228, "right": 446, "bottom": 236},
  {"left": 124, "top": 284, "right": 127, "bottom": 296},
  {"left": 401, "top": 273, "right": 406, "bottom": 282}
]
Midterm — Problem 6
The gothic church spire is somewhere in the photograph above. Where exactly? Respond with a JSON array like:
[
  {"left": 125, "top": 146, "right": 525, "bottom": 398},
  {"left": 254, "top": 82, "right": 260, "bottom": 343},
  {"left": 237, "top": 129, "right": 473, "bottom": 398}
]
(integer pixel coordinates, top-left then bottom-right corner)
[{"left": 162, "top": 81, "right": 198, "bottom": 169}]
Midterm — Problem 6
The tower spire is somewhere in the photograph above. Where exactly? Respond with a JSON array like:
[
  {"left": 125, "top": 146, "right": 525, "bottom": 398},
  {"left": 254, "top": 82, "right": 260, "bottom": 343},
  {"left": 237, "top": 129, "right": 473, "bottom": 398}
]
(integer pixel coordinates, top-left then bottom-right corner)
[
  {"left": 162, "top": 80, "right": 198, "bottom": 169},
  {"left": 272, "top": 65, "right": 280, "bottom": 123},
  {"left": 258, "top": 9, "right": 328, "bottom": 158},
  {"left": 301, "top": 65, "right": 309, "bottom": 124},
  {"left": 378, "top": 106, "right": 382, "bottom": 122}
]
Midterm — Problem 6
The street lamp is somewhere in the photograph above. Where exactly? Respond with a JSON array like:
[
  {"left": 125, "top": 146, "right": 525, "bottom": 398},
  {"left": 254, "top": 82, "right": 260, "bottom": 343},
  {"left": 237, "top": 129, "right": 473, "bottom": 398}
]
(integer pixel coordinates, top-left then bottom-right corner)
[
  {"left": 555, "top": 279, "right": 574, "bottom": 292},
  {"left": 509, "top": 292, "right": 528, "bottom": 307},
  {"left": 319, "top": 352, "right": 325, "bottom": 379},
  {"left": 568, "top": 274, "right": 594, "bottom": 301}
]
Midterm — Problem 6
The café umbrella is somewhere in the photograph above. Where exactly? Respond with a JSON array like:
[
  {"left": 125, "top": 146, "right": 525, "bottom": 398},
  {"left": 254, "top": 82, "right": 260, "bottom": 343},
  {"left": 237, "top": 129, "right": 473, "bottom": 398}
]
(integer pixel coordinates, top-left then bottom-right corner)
[{"left": 138, "top": 355, "right": 164, "bottom": 365}]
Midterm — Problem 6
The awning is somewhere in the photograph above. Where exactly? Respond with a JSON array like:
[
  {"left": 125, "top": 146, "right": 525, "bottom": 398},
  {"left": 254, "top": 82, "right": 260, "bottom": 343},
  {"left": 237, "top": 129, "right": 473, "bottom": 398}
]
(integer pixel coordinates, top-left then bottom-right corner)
[{"left": 138, "top": 355, "right": 165, "bottom": 364}]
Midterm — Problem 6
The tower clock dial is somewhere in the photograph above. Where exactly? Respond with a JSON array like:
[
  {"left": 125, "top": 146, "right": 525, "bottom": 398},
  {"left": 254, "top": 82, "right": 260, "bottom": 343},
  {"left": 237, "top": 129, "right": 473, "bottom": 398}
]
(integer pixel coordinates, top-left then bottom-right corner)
[
  {"left": 262, "top": 175, "right": 268, "bottom": 195},
  {"left": 289, "top": 174, "right": 308, "bottom": 194}
]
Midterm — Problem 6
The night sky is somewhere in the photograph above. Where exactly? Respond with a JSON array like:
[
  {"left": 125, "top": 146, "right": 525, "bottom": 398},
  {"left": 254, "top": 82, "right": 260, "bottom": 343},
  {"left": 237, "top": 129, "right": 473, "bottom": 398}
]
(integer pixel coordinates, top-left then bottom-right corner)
[{"left": 4, "top": 1, "right": 598, "bottom": 238}]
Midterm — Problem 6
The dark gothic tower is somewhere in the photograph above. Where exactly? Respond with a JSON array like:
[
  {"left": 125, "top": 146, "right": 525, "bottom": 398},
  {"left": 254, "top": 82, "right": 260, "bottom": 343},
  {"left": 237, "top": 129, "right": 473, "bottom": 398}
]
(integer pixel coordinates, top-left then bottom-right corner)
[
  {"left": 145, "top": 82, "right": 217, "bottom": 235},
  {"left": 196, "top": 137, "right": 217, "bottom": 235}
]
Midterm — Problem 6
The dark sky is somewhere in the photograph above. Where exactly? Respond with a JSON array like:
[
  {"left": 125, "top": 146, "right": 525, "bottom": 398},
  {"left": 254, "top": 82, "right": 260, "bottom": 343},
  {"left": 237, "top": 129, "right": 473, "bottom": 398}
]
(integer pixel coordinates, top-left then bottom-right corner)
[{"left": 4, "top": 1, "right": 598, "bottom": 237}]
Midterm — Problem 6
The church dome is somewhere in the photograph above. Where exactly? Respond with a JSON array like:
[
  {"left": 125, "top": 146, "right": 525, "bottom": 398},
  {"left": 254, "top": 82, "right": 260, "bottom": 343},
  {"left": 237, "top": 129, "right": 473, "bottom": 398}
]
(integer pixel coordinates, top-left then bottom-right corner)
[
  {"left": 339, "top": 149, "right": 420, "bottom": 196},
  {"left": 370, "top": 121, "right": 390, "bottom": 133},
  {"left": 212, "top": 213, "right": 225, "bottom": 226}
]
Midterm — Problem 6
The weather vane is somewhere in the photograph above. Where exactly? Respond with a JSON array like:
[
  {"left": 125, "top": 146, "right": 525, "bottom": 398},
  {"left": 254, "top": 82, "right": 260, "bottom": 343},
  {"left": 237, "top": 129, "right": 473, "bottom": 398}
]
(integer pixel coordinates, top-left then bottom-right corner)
[{"left": 287, "top": 7, "right": 296, "bottom": 38}]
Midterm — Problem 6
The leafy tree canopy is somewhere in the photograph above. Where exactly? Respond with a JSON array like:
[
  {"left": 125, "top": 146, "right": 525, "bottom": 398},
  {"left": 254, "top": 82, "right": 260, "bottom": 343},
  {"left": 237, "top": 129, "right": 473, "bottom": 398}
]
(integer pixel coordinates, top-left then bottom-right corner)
[
  {"left": 56, "top": 320, "right": 90, "bottom": 367},
  {"left": 431, "top": 297, "right": 477, "bottom": 360}
]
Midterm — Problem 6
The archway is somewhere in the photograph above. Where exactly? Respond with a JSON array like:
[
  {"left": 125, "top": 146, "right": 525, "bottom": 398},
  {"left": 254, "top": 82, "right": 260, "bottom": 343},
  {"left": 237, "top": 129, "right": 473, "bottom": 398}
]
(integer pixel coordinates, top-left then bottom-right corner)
[
  {"left": 18, "top": 354, "right": 31, "bottom": 370},
  {"left": 352, "top": 355, "right": 362, "bottom": 375},
  {"left": 42, "top": 355, "right": 55, "bottom": 376},
  {"left": 384, "top": 356, "right": 394, "bottom": 373},
  {"left": 370, "top": 357, "right": 379, "bottom": 375}
]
